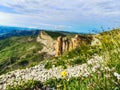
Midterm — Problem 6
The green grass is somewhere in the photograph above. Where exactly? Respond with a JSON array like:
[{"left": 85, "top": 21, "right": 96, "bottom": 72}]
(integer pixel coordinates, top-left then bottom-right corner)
[
  {"left": 7, "top": 80, "right": 43, "bottom": 90},
  {"left": 44, "top": 45, "right": 102, "bottom": 69},
  {"left": 44, "top": 72, "right": 120, "bottom": 90},
  {"left": 42, "top": 30, "right": 66, "bottom": 39},
  {"left": 0, "top": 36, "right": 44, "bottom": 74}
]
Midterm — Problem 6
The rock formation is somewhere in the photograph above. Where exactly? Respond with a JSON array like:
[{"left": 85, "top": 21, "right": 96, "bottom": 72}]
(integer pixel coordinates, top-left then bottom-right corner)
[
  {"left": 40, "top": 31, "right": 53, "bottom": 41},
  {"left": 37, "top": 31, "right": 93, "bottom": 57},
  {"left": 71, "top": 34, "right": 87, "bottom": 49},
  {"left": 69, "top": 41, "right": 73, "bottom": 51},
  {"left": 55, "top": 34, "right": 93, "bottom": 56},
  {"left": 37, "top": 31, "right": 56, "bottom": 56},
  {"left": 63, "top": 37, "right": 69, "bottom": 52},
  {"left": 56, "top": 36, "right": 63, "bottom": 56},
  {"left": 91, "top": 35, "right": 101, "bottom": 46}
]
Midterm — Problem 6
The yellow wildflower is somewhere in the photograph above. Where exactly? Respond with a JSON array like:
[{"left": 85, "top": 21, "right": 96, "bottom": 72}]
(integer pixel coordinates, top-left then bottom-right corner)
[{"left": 61, "top": 70, "right": 67, "bottom": 77}]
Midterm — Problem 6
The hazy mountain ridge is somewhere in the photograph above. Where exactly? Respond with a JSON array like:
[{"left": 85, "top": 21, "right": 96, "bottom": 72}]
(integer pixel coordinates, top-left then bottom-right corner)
[
  {"left": 0, "top": 26, "right": 41, "bottom": 39},
  {"left": 0, "top": 26, "right": 78, "bottom": 40}
]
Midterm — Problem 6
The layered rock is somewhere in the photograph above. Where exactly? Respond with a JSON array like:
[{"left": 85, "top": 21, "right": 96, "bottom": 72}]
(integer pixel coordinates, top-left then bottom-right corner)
[
  {"left": 40, "top": 31, "right": 53, "bottom": 42},
  {"left": 37, "top": 31, "right": 56, "bottom": 56},
  {"left": 69, "top": 41, "right": 73, "bottom": 51},
  {"left": 71, "top": 35, "right": 86, "bottom": 49},
  {"left": 91, "top": 35, "right": 102, "bottom": 46},
  {"left": 63, "top": 37, "right": 69, "bottom": 52},
  {"left": 56, "top": 36, "right": 63, "bottom": 56},
  {"left": 55, "top": 34, "right": 93, "bottom": 56}
]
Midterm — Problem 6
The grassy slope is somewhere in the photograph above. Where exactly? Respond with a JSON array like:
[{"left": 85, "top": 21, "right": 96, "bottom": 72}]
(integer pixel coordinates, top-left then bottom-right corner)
[
  {"left": 99, "top": 29, "right": 120, "bottom": 73},
  {"left": 0, "top": 36, "right": 44, "bottom": 74}
]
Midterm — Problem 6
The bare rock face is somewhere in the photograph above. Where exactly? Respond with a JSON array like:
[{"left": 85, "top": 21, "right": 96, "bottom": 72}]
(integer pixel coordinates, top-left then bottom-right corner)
[
  {"left": 55, "top": 34, "right": 93, "bottom": 56},
  {"left": 63, "top": 37, "right": 69, "bottom": 52},
  {"left": 91, "top": 36, "right": 101, "bottom": 46},
  {"left": 71, "top": 35, "right": 82, "bottom": 49},
  {"left": 71, "top": 34, "right": 92, "bottom": 49},
  {"left": 37, "top": 31, "right": 56, "bottom": 56},
  {"left": 71, "top": 37, "right": 78, "bottom": 49},
  {"left": 40, "top": 31, "right": 53, "bottom": 41},
  {"left": 56, "top": 37, "right": 70, "bottom": 56},
  {"left": 69, "top": 40, "right": 73, "bottom": 51},
  {"left": 56, "top": 36, "right": 63, "bottom": 57}
]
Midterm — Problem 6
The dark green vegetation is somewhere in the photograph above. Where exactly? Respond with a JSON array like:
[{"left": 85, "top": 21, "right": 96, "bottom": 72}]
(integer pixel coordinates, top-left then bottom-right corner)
[
  {"left": 0, "top": 30, "right": 40, "bottom": 40},
  {"left": 44, "top": 31, "right": 66, "bottom": 39},
  {"left": 42, "top": 30, "right": 80, "bottom": 39},
  {"left": 7, "top": 80, "right": 43, "bottom": 90},
  {"left": 0, "top": 36, "right": 44, "bottom": 74}
]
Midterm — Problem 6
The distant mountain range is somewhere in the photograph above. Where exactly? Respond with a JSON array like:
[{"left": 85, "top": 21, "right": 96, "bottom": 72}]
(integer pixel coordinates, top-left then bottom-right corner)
[
  {"left": 0, "top": 25, "right": 88, "bottom": 40},
  {"left": 0, "top": 26, "right": 40, "bottom": 39},
  {"left": 0, "top": 25, "right": 78, "bottom": 40}
]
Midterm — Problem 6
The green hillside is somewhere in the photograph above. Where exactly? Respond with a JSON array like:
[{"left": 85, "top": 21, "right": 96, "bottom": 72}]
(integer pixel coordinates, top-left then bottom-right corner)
[{"left": 0, "top": 36, "right": 44, "bottom": 74}]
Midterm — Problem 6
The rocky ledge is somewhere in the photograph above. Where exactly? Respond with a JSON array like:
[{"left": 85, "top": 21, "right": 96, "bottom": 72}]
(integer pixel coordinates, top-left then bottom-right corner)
[{"left": 0, "top": 55, "right": 108, "bottom": 90}]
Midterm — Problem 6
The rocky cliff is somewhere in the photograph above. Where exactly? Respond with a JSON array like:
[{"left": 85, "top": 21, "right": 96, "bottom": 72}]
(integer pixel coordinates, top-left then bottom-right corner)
[
  {"left": 37, "top": 31, "right": 56, "bottom": 56},
  {"left": 55, "top": 34, "right": 93, "bottom": 56},
  {"left": 37, "top": 31, "right": 102, "bottom": 57}
]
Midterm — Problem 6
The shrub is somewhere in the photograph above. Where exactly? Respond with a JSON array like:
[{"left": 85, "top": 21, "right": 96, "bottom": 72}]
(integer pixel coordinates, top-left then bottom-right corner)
[
  {"left": 55, "top": 60, "right": 65, "bottom": 66},
  {"left": 7, "top": 80, "right": 43, "bottom": 90},
  {"left": 44, "top": 62, "right": 52, "bottom": 69},
  {"left": 18, "top": 60, "right": 29, "bottom": 66},
  {"left": 72, "top": 57, "right": 86, "bottom": 65}
]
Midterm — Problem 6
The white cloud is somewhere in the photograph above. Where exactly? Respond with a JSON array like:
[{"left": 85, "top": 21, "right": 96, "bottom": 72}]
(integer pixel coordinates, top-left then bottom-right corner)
[
  {"left": 0, "top": 12, "right": 71, "bottom": 30},
  {"left": 0, "top": 0, "right": 120, "bottom": 16},
  {"left": 0, "top": 0, "right": 120, "bottom": 31}
]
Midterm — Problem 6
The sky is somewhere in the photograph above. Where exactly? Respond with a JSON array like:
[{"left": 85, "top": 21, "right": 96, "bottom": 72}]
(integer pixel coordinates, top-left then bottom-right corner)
[{"left": 0, "top": 0, "right": 120, "bottom": 33}]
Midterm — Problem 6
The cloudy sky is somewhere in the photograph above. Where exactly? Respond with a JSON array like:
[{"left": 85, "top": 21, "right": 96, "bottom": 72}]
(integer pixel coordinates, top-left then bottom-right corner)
[{"left": 0, "top": 0, "right": 120, "bottom": 32}]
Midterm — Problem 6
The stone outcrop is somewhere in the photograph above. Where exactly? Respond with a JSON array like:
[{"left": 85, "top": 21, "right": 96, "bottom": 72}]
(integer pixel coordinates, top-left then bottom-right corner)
[
  {"left": 40, "top": 31, "right": 53, "bottom": 41},
  {"left": 91, "top": 35, "right": 102, "bottom": 46},
  {"left": 36, "top": 31, "right": 93, "bottom": 57},
  {"left": 37, "top": 31, "right": 56, "bottom": 56},
  {"left": 63, "top": 37, "right": 69, "bottom": 52},
  {"left": 69, "top": 41, "right": 73, "bottom": 51},
  {"left": 37, "top": 31, "right": 93, "bottom": 57},
  {"left": 56, "top": 34, "right": 92, "bottom": 56},
  {"left": 56, "top": 36, "right": 63, "bottom": 56}
]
